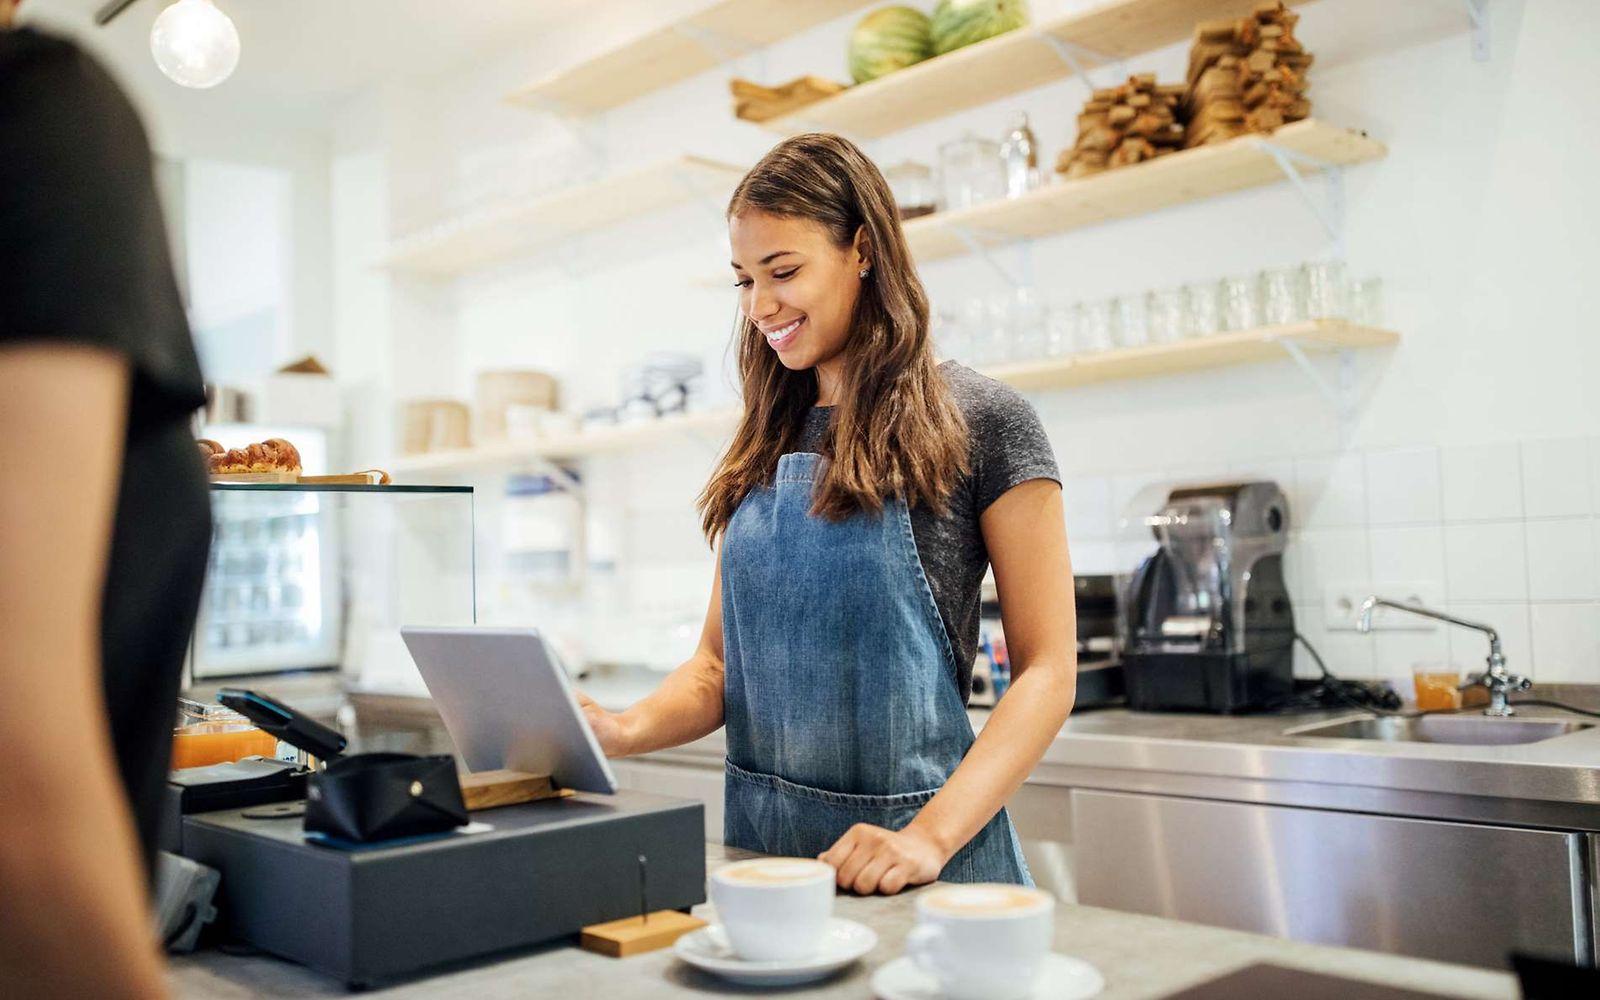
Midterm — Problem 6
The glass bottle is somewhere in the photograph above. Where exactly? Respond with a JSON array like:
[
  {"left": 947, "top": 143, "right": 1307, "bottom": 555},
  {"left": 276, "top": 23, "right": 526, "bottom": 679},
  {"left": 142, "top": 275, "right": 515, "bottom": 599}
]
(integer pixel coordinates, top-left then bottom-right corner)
[{"left": 999, "top": 112, "right": 1041, "bottom": 199}]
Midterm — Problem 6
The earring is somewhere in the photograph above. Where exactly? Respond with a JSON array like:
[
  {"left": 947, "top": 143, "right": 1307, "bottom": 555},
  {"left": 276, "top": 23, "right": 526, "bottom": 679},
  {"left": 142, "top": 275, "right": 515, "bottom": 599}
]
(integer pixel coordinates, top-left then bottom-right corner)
[{"left": 859, "top": 267, "right": 870, "bottom": 278}]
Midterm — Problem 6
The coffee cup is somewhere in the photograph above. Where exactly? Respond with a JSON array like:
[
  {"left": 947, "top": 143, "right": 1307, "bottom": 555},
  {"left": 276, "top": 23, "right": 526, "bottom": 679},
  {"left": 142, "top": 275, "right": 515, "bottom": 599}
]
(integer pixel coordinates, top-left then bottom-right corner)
[
  {"left": 708, "top": 857, "right": 835, "bottom": 962},
  {"left": 906, "top": 883, "right": 1054, "bottom": 1000}
]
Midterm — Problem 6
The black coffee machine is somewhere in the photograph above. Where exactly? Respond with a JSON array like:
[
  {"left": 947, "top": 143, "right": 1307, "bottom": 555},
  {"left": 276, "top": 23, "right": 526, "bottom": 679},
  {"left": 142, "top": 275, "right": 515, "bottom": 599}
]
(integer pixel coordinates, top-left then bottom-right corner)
[{"left": 1120, "top": 481, "right": 1294, "bottom": 713}]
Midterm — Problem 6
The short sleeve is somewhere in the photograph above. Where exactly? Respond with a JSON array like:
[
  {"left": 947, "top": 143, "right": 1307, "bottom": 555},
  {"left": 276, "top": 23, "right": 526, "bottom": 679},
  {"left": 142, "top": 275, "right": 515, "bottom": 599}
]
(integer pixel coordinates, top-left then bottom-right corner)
[
  {"left": 968, "top": 379, "right": 1061, "bottom": 514},
  {"left": 0, "top": 31, "right": 203, "bottom": 418}
]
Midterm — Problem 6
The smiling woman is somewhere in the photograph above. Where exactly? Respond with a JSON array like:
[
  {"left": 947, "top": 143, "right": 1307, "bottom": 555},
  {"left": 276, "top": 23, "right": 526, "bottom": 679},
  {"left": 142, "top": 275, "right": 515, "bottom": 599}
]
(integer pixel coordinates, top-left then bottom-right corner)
[
  {"left": 711, "top": 132, "right": 968, "bottom": 529},
  {"left": 580, "top": 133, "right": 1078, "bottom": 897}
]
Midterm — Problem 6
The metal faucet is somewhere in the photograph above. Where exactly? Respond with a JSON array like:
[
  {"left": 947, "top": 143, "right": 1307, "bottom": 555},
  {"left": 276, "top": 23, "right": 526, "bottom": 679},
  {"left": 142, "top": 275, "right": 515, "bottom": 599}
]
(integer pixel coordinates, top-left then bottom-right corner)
[{"left": 1356, "top": 597, "right": 1531, "bottom": 716}]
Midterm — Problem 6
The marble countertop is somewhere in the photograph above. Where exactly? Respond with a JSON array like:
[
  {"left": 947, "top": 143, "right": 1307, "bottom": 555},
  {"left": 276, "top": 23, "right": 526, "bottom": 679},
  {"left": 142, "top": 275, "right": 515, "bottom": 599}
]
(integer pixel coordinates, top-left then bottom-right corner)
[{"left": 171, "top": 843, "right": 1516, "bottom": 1000}]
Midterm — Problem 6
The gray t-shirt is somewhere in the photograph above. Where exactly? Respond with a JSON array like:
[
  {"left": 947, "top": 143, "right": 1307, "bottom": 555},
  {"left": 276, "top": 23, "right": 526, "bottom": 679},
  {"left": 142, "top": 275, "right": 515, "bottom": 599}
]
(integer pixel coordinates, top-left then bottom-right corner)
[{"left": 795, "top": 360, "right": 1060, "bottom": 702}]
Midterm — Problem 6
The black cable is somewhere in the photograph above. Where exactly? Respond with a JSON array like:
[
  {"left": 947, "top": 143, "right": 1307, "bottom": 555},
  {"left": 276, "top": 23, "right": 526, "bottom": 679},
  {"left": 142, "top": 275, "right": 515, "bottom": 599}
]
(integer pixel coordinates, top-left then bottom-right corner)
[
  {"left": 1505, "top": 698, "right": 1600, "bottom": 719},
  {"left": 1262, "top": 633, "right": 1405, "bottom": 717}
]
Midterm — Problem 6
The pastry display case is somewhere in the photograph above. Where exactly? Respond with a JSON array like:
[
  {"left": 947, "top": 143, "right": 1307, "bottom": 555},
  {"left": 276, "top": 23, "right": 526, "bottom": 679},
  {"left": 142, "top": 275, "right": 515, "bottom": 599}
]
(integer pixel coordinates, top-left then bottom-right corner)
[{"left": 190, "top": 483, "right": 476, "bottom": 694}]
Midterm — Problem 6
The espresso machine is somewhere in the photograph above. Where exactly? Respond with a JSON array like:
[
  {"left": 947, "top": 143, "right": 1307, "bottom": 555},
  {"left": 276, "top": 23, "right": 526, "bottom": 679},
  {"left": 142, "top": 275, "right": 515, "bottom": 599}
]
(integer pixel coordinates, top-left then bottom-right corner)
[{"left": 1120, "top": 482, "right": 1294, "bottom": 713}]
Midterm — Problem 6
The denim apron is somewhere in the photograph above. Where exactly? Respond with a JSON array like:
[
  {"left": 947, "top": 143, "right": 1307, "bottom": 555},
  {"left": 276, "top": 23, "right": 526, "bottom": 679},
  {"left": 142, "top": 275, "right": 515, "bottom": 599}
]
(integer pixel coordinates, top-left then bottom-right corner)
[{"left": 721, "top": 451, "right": 1031, "bottom": 885}]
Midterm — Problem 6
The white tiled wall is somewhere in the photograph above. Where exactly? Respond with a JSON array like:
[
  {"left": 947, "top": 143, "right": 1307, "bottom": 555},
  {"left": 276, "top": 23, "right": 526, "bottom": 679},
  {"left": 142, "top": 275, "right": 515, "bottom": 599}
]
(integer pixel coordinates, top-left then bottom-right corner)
[{"left": 1058, "top": 435, "right": 1600, "bottom": 684}]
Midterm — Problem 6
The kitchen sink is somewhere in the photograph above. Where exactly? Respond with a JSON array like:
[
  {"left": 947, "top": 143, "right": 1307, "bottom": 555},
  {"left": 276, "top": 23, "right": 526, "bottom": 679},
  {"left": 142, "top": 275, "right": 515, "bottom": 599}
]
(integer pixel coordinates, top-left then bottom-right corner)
[{"left": 1286, "top": 714, "right": 1592, "bottom": 746}]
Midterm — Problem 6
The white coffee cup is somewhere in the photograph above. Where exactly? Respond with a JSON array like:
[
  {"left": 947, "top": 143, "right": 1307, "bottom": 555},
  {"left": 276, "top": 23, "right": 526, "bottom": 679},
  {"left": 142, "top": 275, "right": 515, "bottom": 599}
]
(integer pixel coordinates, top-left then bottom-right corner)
[
  {"left": 708, "top": 857, "right": 835, "bottom": 962},
  {"left": 906, "top": 883, "right": 1055, "bottom": 1000}
]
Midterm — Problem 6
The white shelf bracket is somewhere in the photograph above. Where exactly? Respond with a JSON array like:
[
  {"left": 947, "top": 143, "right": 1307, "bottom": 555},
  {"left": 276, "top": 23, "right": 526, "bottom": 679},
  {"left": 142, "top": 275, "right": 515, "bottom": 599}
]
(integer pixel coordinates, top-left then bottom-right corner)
[
  {"left": 671, "top": 23, "right": 754, "bottom": 65},
  {"left": 1037, "top": 33, "right": 1122, "bottom": 93},
  {"left": 1252, "top": 138, "right": 1347, "bottom": 256},
  {"left": 948, "top": 225, "right": 1027, "bottom": 288},
  {"left": 1465, "top": 0, "right": 1490, "bottom": 62},
  {"left": 670, "top": 165, "right": 733, "bottom": 232},
  {"left": 1278, "top": 338, "right": 1358, "bottom": 426}
]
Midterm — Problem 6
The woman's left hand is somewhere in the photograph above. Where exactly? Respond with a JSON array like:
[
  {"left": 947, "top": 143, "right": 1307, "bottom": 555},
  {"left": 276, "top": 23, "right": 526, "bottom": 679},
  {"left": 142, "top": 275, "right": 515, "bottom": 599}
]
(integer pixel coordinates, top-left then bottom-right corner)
[{"left": 819, "top": 823, "right": 950, "bottom": 895}]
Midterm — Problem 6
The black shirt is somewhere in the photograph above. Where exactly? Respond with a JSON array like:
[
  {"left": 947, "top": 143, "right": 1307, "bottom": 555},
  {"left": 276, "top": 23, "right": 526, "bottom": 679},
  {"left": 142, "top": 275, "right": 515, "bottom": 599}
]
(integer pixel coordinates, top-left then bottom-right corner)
[
  {"left": 797, "top": 361, "right": 1061, "bottom": 702},
  {"left": 0, "top": 28, "right": 211, "bottom": 874}
]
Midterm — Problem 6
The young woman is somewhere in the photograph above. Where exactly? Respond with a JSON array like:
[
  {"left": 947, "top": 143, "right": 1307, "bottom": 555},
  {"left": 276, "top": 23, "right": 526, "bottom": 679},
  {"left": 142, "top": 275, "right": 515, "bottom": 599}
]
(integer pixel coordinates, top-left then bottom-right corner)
[{"left": 579, "top": 133, "right": 1076, "bottom": 895}]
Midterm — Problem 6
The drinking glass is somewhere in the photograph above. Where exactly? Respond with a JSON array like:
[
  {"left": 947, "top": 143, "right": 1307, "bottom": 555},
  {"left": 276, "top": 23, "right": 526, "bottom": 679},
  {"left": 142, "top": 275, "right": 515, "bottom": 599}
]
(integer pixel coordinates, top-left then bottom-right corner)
[
  {"left": 960, "top": 297, "right": 990, "bottom": 364},
  {"left": 1006, "top": 286, "right": 1046, "bottom": 362},
  {"left": 1148, "top": 288, "right": 1186, "bottom": 344},
  {"left": 1044, "top": 303, "right": 1078, "bottom": 357},
  {"left": 1260, "top": 267, "right": 1307, "bottom": 326},
  {"left": 932, "top": 305, "right": 969, "bottom": 364},
  {"left": 1302, "top": 260, "right": 1348, "bottom": 320},
  {"left": 1220, "top": 275, "right": 1261, "bottom": 331},
  {"left": 1182, "top": 282, "right": 1221, "bottom": 338},
  {"left": 1350, "top": 277, "right": 1384, "bottom": 326},
  {"left": 1113, "top": 293, "right": 1148, "bottom": 348},
  {"left": 1079, "top": 300, "right": 1114, "bottom": 353}
]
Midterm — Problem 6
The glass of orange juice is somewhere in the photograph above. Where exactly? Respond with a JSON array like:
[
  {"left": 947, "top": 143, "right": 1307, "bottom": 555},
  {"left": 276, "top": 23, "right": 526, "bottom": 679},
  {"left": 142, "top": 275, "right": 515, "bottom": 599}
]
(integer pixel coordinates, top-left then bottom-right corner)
[
  {"left": 172, "top": 699, "right": 279, "bottom": 770},
  {"left": 1412, "top": 663, "right": 1462, "bottom": 712}
]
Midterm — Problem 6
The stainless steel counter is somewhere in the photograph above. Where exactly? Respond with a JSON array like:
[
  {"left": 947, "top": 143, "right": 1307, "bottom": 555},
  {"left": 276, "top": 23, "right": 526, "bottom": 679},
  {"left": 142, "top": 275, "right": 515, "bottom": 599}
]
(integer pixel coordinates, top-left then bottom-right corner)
[
  {"left": 170, "top": 843, "right": 1518, "bottom": 999},
  {"left": 620, "top": 694, "right": 1600, "bottom": 831}
]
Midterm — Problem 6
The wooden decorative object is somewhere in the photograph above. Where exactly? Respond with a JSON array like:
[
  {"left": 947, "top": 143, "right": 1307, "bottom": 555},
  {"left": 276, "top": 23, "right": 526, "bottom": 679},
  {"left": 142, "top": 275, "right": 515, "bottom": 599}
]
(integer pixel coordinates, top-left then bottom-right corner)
[
  {"left": 580, "top": 911, "right": 708, "bottom": 958},
  {"left": 1182, "top": 1, "right": 1312, "bottom": 148},
  {"left": 457, "top": 769, "right": 573, "bottom": 811},
  {"left": 1056, "top": 72, "right": 1185, "bottom": 178},
  {"left": 731, "top": 75, "right": 848, "bottom": 123}
]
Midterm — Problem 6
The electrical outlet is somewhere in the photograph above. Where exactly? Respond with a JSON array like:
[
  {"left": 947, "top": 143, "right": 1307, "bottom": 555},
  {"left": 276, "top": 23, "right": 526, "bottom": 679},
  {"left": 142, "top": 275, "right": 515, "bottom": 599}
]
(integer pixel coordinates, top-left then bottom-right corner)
[{"left": 1324, "top": 581, "right": 1445, "bottom": 630}]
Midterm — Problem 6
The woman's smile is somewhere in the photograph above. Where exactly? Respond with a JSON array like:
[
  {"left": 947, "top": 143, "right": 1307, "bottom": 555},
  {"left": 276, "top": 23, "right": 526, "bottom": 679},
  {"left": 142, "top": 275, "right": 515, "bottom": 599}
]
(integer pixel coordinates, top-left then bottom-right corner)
[{"left": 762, "top": 315, "right": 806, "bottom": 352}]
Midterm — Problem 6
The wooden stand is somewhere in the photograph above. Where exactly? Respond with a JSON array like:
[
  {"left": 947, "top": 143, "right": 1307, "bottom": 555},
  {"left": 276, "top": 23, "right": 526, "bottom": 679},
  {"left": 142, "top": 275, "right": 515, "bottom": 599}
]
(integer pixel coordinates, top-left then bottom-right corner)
[
  {"left": 456, "top": 769, "right": 572, "bottom": 811},
  {"left": 579, "top": 911, "right": 707, "bottom": 957}
]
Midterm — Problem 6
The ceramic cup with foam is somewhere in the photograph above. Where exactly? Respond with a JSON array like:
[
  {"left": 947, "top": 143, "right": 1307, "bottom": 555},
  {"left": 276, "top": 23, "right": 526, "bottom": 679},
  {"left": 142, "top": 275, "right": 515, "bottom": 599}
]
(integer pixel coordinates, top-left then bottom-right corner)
[
  {"left": 708, "top": 857, "right": 836, "bottom": 962},
  {"left": 906, "top": 883, "right": 1055, "bottom": 1000}
]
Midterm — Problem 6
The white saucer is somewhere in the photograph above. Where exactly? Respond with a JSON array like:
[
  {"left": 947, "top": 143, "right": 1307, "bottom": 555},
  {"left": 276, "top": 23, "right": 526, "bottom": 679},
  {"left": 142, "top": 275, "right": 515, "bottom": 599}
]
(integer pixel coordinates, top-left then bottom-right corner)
[
  {"left": 871, "top": 952, "right": 1105, "bottom": 1000},
  {"left": 674, "top": 917, "right": 877, "bottom": 987}
]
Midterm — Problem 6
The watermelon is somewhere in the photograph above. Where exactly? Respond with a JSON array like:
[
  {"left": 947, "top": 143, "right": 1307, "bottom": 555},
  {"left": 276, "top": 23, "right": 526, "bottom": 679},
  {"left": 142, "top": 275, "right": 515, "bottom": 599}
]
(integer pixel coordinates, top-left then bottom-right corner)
[
  {"left": 848, "top": 6, "right": 933, "bottom": 85},
  {"left": 930, "top": 0, "right": 1030, "bottom": 56}
]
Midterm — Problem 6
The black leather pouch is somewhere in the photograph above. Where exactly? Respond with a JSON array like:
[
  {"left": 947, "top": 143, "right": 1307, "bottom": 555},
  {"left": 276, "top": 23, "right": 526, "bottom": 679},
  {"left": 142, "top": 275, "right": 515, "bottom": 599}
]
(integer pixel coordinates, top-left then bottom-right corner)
[{"left": 304, "top": 753, "right": 468, "bottom": 843}]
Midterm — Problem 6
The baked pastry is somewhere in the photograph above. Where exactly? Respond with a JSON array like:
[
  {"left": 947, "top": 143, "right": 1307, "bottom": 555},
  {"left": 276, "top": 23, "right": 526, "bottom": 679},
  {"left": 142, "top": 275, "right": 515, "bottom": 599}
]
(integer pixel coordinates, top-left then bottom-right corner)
[{"left": 204, "top": 437, "right": 302, "bottom": 476}]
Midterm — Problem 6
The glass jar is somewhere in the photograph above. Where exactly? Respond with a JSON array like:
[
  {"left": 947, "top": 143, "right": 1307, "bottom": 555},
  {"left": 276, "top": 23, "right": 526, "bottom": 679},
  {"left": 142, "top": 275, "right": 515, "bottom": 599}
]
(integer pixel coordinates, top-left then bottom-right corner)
[
  {"left": 1148, "top": 288, "right": 1186, "bottom": 344},
  {"left": 1260, "top": 267, "right": 1307, "bottom": 326},
  {"left": 1220, "top": 275, "right": 1261, "bottom": 331},
  {"left": 1350, "top": 277, "right": 1384, "bottom": 326},
  {"left": 1302, "top": 259, "right": 1348, "bottom": 319},
  {"left": 1113, "top": 293, "right": 1149, "bottom": 349},
  {"left": 939, "top": 133, "right": 1006, "bottom": 212},
  {"left": 1044, "top": 302, "right": 1078, "bottom": 357},
  {"left": 1182, "top": 282, "right": 1221, "bottom": 338},
  {"left": 1079, "top": 300, "right": 1115, "bottom": 353},
  {"left": 884, "top": 160, "right": 938, "bottom": 220}
]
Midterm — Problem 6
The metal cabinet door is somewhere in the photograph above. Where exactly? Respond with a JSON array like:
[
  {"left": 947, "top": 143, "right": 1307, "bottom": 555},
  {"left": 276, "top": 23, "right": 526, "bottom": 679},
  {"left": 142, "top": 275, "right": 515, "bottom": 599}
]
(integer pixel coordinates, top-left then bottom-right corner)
[
  {"left": 1071, "top": 788, "right": 1587, "bottom": 969},
  {"left": 611, "top": 758, "right": 725, "bottom": 842}
]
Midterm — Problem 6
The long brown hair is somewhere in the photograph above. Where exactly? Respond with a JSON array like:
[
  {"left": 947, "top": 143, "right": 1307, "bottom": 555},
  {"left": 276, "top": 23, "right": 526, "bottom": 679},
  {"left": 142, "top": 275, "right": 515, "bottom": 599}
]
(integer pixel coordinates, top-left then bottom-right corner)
[{"left": 698, "top": 133, "right": 968, "bottom": 542}]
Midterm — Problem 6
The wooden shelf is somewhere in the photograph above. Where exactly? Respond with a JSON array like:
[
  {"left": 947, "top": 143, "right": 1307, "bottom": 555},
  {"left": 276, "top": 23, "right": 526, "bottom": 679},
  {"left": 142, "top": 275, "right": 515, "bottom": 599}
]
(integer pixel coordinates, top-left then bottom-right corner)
[
  {"left": 984, "top": 320, "right": 1397, "bottom": 390},
  {"left": 762, "top": 0, "right": 1312, "bottom": 139},
  {"left": 901, "top": 119, "right": 1385, "bottom": 263},
  {"left": 507, "top": 0, "right": 870, "bottom": 115},
  {"left": 387, "top": 321, "right": 1395, "bottom": 475},
  {"left": 380, "top": 155, "right": 745, "bottom": 277},
  {"left": 389, "top": 407, "right": 740, "bottom": 475}
]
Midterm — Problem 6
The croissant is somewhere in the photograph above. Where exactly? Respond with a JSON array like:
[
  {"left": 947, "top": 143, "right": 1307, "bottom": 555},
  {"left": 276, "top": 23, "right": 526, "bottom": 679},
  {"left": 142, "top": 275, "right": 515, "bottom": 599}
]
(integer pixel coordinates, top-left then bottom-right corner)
[{"left": 204, "top": 437, "right": 303, "bottom": 475}]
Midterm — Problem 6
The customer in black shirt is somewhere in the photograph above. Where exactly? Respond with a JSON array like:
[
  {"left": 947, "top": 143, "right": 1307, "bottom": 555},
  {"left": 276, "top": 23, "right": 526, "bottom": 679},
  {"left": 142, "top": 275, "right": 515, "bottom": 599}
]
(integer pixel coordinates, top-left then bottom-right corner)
[{"left": 0, "top": 6, "right": 210, "bottom": 996}]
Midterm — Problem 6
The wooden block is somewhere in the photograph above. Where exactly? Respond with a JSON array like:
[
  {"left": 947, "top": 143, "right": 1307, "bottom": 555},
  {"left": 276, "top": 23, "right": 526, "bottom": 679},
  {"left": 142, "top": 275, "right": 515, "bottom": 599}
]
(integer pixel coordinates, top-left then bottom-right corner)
[
  {"left": 457, "top": 770, "right": 571, "bottom": 810},
  {"left": 580, "top": 911, "right": 707, "bottom": 958}
]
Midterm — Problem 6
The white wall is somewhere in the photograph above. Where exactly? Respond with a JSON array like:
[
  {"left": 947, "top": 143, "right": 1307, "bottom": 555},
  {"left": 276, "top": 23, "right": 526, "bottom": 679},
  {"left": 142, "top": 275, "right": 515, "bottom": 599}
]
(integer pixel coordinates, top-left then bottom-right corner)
[
  {"left": 334, "top": 0, "right": 1600, "bottom": 685},
  {"left": 25, "top": 3, "right": 336, "bottom": 374}
]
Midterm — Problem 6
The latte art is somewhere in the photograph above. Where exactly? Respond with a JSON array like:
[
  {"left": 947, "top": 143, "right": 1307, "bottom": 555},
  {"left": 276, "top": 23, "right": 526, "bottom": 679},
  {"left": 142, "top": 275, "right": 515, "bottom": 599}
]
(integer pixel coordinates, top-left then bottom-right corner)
[
  {"left": 921, "top": 884, "right": 1051, "bottom": 916},
  {"left": 717, "top": 858, "right": 834, "bottom": 886}
]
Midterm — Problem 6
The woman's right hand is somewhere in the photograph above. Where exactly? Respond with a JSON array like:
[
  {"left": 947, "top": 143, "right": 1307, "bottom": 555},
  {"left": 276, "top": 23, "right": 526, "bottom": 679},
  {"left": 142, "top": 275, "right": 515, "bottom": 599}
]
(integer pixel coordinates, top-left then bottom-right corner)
[{"left": 575, "top": 690, "right": 633, "bottom": 758}]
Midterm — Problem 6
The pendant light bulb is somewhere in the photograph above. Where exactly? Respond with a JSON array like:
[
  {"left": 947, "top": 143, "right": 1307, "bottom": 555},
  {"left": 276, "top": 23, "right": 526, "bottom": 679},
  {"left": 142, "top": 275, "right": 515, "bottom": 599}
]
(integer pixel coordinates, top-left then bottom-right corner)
[{"left": 150, "top": 0, "right": 239, "bottom": 89}]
